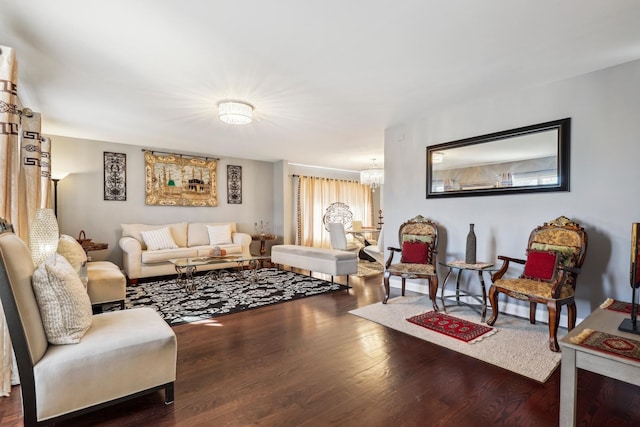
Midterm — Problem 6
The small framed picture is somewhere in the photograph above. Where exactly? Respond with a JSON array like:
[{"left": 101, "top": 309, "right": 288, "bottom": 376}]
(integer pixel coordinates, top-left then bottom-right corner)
[
  {"left": 104, "top": 152, "right": 126, "bottom": 201},
  {"left": 227, "top": 165, "right": 242, "bottom": 204}
]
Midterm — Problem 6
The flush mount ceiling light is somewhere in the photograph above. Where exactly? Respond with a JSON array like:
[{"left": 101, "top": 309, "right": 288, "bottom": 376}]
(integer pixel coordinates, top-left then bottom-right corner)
[
  {"left": 432, "top": 151, "right": 445, "bottom": 163},
  {"left": 360, "top": 158, "right": 384, "bottom": 192},
  {"left": 218, "top": 100, "right": 253, "bottom": 124}
]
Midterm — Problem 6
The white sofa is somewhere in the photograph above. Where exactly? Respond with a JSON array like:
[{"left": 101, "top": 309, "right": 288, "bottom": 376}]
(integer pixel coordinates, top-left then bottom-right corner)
[{"left": 119, "top": 222, "right": 251, "bottom": 282}]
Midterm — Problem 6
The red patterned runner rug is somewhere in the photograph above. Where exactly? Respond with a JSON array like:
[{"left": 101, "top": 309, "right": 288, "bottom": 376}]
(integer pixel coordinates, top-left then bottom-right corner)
[
  {"left": 570, "top": 329, "right": 640, "bottom": 361},
  {"left": 600, "top": 298, "right": 633, "bottom": 314},
  {"left": 407, "top": 311, "right": 496, "bottom": 344}
]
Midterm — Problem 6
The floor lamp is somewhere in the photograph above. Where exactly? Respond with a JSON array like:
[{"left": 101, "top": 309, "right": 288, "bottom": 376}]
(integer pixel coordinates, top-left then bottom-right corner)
[
  {"left": 52, "top": 179, "right": 61, "bottom": 217},
  {"left": 51, "top": 173, "right": 68, "bottom": 218}
]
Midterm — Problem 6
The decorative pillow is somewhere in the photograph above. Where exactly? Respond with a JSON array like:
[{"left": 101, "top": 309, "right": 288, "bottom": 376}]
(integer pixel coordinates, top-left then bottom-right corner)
[
  {"left": 31, "top": 253, "right": 92, "bottom": 344},
  {"left": 530, "top": 242, "right": 579, "bottom": 266},
  {"left": 207, "top": 224, "right": 232, "bottom": 245},
  {"left": 402, "top": 234, "right": 433, "bottom": 244},
  {"left": 523, "top": 250, "right": 559, "bottom": 281},
  {"left": 401, "top": 241, "right": 430, "bottom": 264},
  {"left": 140, "top": 227, "right": 179, "bottom": 251},
  {"left": 57, "top": 234, "right": 87, "bottom": 271}
]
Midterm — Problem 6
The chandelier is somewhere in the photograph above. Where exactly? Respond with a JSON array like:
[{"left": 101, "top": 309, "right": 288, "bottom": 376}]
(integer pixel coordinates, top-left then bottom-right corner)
[
  {"left": 360, "top": 159, "right": 384, "bottom": 192},
  {"left": 218, "top": 100, "right": 253, "bottom": 124}
]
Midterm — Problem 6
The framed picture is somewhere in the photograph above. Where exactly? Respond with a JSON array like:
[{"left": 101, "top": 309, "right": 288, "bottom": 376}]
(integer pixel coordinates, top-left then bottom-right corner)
[
  {"left": 227, "top": 165, "right": 242, "bottom": 204},
  {"left": 104, "top": 152, "right": 126, "bottom": 201},
  {"left": 144, "top": 151, "right": 218, "bottom": 206}
]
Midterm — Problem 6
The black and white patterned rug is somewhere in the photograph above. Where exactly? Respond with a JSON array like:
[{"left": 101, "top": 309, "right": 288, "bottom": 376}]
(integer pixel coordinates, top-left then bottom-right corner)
[{"left": 123, "top": 268, "right": 350, "bottom": 325}]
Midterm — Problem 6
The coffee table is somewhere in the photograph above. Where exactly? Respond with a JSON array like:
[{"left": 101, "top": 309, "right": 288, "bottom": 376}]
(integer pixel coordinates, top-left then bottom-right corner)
[{"left": 169, "top": 255, "right": 270, "bottom": 292}]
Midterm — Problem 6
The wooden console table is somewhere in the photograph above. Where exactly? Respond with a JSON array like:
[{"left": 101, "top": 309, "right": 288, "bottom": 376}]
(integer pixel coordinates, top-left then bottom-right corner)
[{"left": 559, "top": 306, "right": 640, "bottom": 426}]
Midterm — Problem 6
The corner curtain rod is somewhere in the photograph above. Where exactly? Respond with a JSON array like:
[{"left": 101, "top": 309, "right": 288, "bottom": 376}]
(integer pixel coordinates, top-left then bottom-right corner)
[
  {"left": 291, "top": 174, "right": 360, "bottom": 183},
  {"left": 141, "top": 149, "right": 219, "bottom": 161}
]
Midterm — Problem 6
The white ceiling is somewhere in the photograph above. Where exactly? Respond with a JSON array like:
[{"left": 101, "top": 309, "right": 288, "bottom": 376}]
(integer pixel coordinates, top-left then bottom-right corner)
[{"left": 2, "top": 0, "right": 640, "bottom": 172}]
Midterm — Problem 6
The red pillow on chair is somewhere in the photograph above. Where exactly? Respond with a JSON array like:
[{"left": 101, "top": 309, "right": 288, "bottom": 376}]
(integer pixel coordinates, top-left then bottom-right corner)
[
  {"left": 401, "top": 241, "right": 430, "bottom": 264},
  {"left": 523, "top": 250, "right": 559, "bottom": 281}
]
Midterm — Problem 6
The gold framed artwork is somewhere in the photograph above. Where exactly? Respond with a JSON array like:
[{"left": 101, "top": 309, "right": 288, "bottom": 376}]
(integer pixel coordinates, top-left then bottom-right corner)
[{"left": 144, "top": 151, "right": 218, "bottom": 206}]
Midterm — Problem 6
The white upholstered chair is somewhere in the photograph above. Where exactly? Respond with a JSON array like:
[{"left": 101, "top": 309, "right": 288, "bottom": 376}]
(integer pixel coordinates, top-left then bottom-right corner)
[
  {"left": 328, "top": 222, "right": 360, "bottom": 252},
  {"left": 0, "top": 219, "right": 177, "bottom": 426},
  {"left": 363, "top": 226, "right": 385, "bottom": 265}
]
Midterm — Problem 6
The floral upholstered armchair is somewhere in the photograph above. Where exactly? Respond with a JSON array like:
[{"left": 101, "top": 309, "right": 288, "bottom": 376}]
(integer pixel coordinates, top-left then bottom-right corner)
[
  {"left": 486, "top": 216, "right": 588, "bottom": 352},
  {"left": 383, "top": 215, "right": 439, "bottom": 310}
]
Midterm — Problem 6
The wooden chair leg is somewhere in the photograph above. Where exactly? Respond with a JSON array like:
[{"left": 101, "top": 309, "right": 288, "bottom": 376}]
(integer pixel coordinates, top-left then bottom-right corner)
[
  {"left": 382, "top": 272, "right": 391, "bottom": 304},
  {"left": 529, "top": 302, "right": 537, "bottom": 324},
  {"left": 429, "top": 275, "right": 439, "bottom": 311},
  {"left": 401, "top": 277, "right": 406, "bottom": 296},
  {"left": 486, "top": 285, "right": 499, "bottom": 326},
  {"left": 567, "top": 302, "right": 577, "bottom": 330},
  {"left": 546, "top": 300, "right": 561, "bottom": 352}
]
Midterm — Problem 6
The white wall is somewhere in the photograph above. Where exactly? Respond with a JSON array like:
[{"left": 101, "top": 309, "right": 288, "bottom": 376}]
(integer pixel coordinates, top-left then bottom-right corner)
[
  {"left": 384, "top": 59, "right": 640, "bottom": 324},
  {"left": 50, "top": 135, "right": 276, "bottom": 265}
]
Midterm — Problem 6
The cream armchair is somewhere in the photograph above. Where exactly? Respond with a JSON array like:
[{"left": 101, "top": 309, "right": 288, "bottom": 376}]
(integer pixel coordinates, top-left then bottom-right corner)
[{"left": 0, "top": 220, "right": 177, "bottom": 426}]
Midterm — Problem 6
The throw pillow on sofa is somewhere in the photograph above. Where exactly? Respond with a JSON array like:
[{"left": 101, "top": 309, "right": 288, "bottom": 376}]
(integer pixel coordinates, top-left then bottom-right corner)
[
  {"left": 32, "top": 253, "right": 93, "bottom": 344},
  {"left": 207, "top": 224, "right": 232, "bottom": 245},
  {"left": 141, "top": 227, "right": 179, "bottom": 251}
]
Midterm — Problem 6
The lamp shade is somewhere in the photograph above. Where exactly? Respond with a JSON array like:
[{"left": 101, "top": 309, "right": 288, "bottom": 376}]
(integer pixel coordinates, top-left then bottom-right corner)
[
  {"left": 29, "top": 208, "right": 59, "bottom": 265},
  {"left": 218, "top": 101, "right": 253, "bottom": 124}
]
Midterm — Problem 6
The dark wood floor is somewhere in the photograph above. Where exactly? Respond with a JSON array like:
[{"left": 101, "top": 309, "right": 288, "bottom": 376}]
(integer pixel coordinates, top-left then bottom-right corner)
[{"left": 2, "top": 272, "right": 640, "bottom": 426}]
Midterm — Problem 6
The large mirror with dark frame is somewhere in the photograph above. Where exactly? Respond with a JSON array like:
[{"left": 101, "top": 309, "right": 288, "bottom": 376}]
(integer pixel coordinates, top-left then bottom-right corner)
[{"left": 426, "top": 118, "right": 571, "bottom": 198}]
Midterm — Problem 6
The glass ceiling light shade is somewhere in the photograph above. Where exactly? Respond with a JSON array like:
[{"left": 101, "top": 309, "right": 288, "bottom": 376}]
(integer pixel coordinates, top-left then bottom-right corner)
[
  {"left": 29, "top": 208, "right": 59, "bottom": 265},
  {"left": 218, "top": 100, "right": 253, "bottom": 124},
  {"left": 360, "top": 159, "right": 385, "bottom": 192}
]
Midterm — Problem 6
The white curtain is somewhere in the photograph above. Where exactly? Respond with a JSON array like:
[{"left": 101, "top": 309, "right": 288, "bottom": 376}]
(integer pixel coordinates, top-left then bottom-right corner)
[
  {"left": 0, "top": 44, "right": 20, "bottom": 397},
  {"left": 0, "top": 45, "right": 53, "bottom": 396},
  {"left": 296, "top": 176, "right": 373, "bottom": 248}
]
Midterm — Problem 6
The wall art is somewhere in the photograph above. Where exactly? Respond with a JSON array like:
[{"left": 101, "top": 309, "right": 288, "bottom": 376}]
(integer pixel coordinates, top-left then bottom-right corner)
[
  {"left": 144, "top": 151, "right": 218, "bottom": 206},
  {"left": 104, "top": 151, "right": 126, "bottom": 201},
  {"left": 227, "top": 165, "right": 242, "bottom": 204}
]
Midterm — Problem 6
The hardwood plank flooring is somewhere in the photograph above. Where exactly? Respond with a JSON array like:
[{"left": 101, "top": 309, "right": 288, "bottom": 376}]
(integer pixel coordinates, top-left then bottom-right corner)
[{"left": 1, "top": 271, "right": 639, "bottom": 426}]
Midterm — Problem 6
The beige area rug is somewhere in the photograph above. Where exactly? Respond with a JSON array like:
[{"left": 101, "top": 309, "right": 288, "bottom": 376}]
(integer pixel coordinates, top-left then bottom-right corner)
[
  {"left": 356, "top": 260, "right": 384, "bottom": 277},
  {"left": 349, "top": 296, "right": 563, "bottom": 383}
]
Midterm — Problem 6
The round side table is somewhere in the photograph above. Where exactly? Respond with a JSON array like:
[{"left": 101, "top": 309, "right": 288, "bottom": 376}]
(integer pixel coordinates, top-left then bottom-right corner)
[{"left": 439, "top": 260, "right": 499, "bottom": 322}]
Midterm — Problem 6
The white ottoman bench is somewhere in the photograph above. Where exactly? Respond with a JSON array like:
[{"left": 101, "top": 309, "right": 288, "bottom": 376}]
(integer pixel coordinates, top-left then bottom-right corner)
[{"left": 271, "top": 244, "right": 358, "bottom": 284}]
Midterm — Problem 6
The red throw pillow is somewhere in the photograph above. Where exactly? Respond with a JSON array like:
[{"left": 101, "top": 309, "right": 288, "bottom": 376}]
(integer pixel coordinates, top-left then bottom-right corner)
[
  {"left": 523, "top": 250, "right": 558, "bottom": 281},
  {"left": 401, "top": 241, "right": 430, "bottom": 264}
]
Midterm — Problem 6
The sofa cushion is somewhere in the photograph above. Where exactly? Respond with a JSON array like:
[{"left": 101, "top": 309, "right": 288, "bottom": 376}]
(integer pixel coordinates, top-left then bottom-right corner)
[
  {"left": 194, "top": 245, "right": 243, "bottom": 257},
  {"left": 207, "top": 224, "right": 232, "bottom": 245},
  {"left": 121, "top": 222, "right": 188, "bottom": 249},
  {"left": 187, "top": 222, "right": 237, "bottom": 247},
  {"left": 141, "top": 227, "right": 179, "bottom": 251},
  {"left": 31, "top": 254, "right": 93, "bottom": 344},
  {"left": 141, "top": 247, "right": 199, "bottom": 264}
]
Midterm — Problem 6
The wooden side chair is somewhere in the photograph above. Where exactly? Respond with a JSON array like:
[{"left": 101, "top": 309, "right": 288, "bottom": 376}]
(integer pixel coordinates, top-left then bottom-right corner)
[
  {"left": 383, "top": 215, "right": 440, "bottom": 310},
  {"left": 486, "top": 216, "right": 588, "bottom": 352}
]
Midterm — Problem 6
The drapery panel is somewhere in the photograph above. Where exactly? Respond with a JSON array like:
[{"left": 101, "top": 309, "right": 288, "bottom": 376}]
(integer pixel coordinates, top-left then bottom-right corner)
[
  {"left": 296, "top": 175, "right": 372, "bottom": 248},
  {"left": 0, "top": 44, "right": 20, "bottom": 397},
  {"left": 0, "top": 46, "right": 52, "bottom": 397}
]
